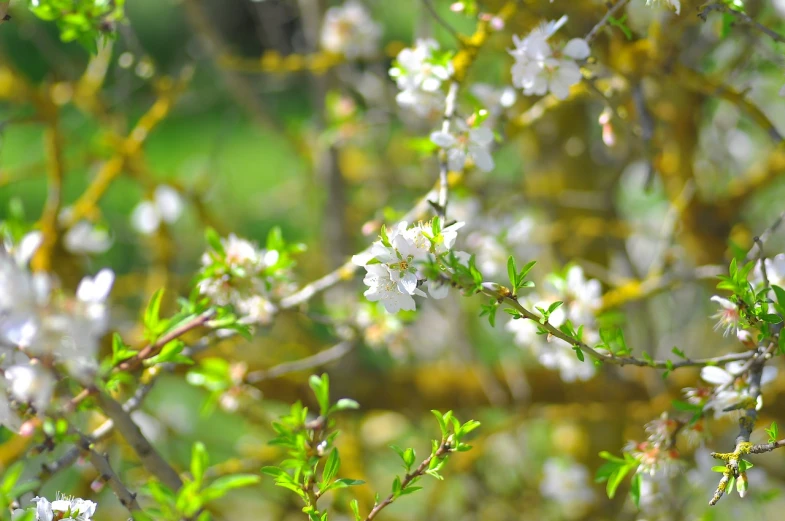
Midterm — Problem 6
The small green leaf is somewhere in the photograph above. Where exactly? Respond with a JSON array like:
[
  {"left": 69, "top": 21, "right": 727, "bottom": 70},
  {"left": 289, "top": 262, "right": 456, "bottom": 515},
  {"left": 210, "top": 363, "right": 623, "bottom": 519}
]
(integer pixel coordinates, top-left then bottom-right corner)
[{"left": 322, "top": 448, "right": 341, "bottom": 485}]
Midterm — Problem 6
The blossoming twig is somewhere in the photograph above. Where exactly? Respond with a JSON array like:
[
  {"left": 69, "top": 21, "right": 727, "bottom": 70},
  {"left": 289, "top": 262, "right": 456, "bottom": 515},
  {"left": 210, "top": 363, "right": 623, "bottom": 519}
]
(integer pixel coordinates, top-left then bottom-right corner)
[{"left": 480, "top": 282, "right": 756, "bottom": 369}]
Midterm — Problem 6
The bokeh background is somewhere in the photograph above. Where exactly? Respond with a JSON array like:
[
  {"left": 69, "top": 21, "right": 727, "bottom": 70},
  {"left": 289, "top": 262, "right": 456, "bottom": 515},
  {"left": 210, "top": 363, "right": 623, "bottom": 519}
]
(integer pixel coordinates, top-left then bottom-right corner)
[{"left": 2, "top": 0, "right": 785, "bottom": 519}]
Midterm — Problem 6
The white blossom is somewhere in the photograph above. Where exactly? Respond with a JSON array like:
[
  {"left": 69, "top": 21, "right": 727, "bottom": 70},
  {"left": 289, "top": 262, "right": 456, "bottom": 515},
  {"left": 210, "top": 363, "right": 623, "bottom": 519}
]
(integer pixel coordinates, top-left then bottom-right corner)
[
  {"left": 353, "top": 221, "right": 465, "bottom": 312},
  {"left": 15, "top": 494, "right": 97, "bottom": 521},
  {"left": 130, "top": 185, "right": 183, "bottom": 235},
  {"left": 5, "top": 364, "right": 55, "bottom": 414},
  {"left": 390, "top": 39, "right": 453, "bottom": 116},
  {"left": 430, "top": 122, "right": 495, "bottom": 172},
  {"left": 0, "top": 238, "right": 114, "bottom": 387},
  {"left": 63, "top": 221, "right": 111, "bottom": 255},
  {"left": 320, "top": 0, "right": 381, "bottom": 59},
  {"left": 510, "top": 17, "right": 590, "bottom": 100},
  {"left": 709, "top": 295, "right": 740, "bottom": 337},
  {"left": 197, "top": 233, "right": 289, "bottom": 326}
]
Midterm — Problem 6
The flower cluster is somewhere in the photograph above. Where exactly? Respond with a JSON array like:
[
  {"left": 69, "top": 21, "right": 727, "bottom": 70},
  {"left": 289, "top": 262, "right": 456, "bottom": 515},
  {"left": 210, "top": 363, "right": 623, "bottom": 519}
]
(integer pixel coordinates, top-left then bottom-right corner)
[
  {"left": 510, "top": 17, "right": 590, "bottom": 100},
  {"left": 506, "top": 265, "right": 602, "bottom": 382},
  {"left": 0, "top": 233, "right": 114, "bottom": 430},
  {"left": 320, "top": 0, "right": 381, "bottom": 59},
  {"left": 684, "top": 361, "right": 778, "bottom": 419},
  {"left": 389, "top": 39, "right": 453, "bottom": 118},
  {"left": 13, "top": 494, "right": 96, "bottom": 521},
  {"left": 352, "top": 219, "right": 466, "bottom": 313},
  {"left": 197, "top": 230, "right": 300, "bottom": 326}
]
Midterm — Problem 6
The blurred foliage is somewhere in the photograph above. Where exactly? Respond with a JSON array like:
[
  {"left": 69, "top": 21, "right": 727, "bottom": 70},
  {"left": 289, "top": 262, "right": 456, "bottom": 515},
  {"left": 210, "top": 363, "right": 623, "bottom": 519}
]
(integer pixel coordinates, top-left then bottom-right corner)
[{"left": 2, "top": 0, "right": 785, "bottom": 520}]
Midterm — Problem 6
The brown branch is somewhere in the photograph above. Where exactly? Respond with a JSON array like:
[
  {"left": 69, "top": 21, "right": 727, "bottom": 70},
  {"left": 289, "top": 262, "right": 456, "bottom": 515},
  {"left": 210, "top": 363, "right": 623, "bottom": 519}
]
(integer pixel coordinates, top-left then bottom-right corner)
[
  {"left": 749, "top": 439, "right": 785, "bottom": 454},
  {"left": 76, "top": 431, "right": 142, "bottom": 512},
  {"left": 69, "top": 309, "right": 215, "bottom": 408},
  {"left": 96, "top": 391, "right": 183, "bottom": 491}
]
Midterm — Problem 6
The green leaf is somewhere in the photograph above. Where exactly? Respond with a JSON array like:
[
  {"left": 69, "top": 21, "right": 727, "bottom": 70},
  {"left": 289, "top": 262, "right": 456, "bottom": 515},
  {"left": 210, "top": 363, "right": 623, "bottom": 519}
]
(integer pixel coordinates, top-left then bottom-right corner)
[
  {"left": 190, "top": 442, "right": 209, "bottom": 485},
  {"left": 766, "top": 421, "right": 779, "bottom": 443},
  {"left": 350, "top": 499, "right": 362, "bottom": 521},
  {"left": 205, "top": 227, "right": 225, "bottom": 255},
  {"left": 309, "top": 374, "right": 330, "bottom": 416},
  {"left": 761, "top": 314, "right": 783, "bottom": 324},
  {"left": 322, "top": 448, "right": 341, "bottom": 485},
  {"left": 431, "top": 410, "right": 448, "bottom": 437},
  {"left": 606, "top": 465, "right": 632, "bottom": 499},
  {"left": 711, "top": 466, "right": 727, "bottom": 473},
  {"left": 143, "top": 288, "right": 165, "bottom": 339},
  {"left": 201, "top": 475, "right": 261, "bottom": 502},
  {"left": 507, "top": 256, "right": 517, "bottom": 292},
  {"left": 630, "top": 472, "right": 641, "bottom": 507}
]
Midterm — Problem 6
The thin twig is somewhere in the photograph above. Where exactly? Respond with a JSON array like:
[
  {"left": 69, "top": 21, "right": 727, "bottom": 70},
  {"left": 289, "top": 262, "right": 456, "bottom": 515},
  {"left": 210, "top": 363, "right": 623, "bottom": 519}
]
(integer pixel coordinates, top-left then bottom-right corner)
[
  {"left": 585, "top": 0, "right": 631, "bottom": 45},
  {"left": 421, "top": 0, "right": 461, "bottom": 42},
  {"left": 435, "top": 81, "right": 459, "bottom": 218},
  {"left": 698, "top": 3, "right": 785, "bottom": 45},
  {"left": 746, "top": 210, "right": 785, "bottom": 263},
  {"left": 245, "top": 340, "right": 355, "bottom": 383},
  {"left": 365, "top": 442, "right": 450, "bottom": 520},
  {"left": 76, "top": 431, "right": 142, "bottom": 512}
]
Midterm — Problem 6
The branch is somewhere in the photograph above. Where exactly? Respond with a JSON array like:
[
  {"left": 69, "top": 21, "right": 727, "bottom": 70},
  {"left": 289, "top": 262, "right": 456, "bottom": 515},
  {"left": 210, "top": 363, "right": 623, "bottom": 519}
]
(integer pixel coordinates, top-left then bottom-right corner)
[
  {"left": 699, "top": 3, "right": 785, "bottom": 45},
  {"left": 708, "top": 347, "right": 768, "bottom": 506},
  {"left": 69, "top": 310, "right": 215, "bottom": 408},
  {"left": 62, "top": 75, "right": 189, "bottom": 227},
  {"left": 96, "top": 391, "right": 183, "bottom": 491},
  {"left": 749, "top": 439, "right": 785, "bottom": 454},
  {"left": 585, "top": 0, "right": 631, "bottom": 45},
  {"left": 364, "top": 442, "right": 450, "bottom": 520},
  {"left": 435, "top": 81, "right": 459, "bottom": 218},
  {"left": 76, "top": 431, "right": 142, "bottom": 512},
  {"left": 479, "top": 283, "right": 756, "bottom": 370},
  {"left": 421, "top": 0, "right": 461, "bottom": 42},
  {"left": 245, "top": 340, "right": 355, "bottom": 383}
]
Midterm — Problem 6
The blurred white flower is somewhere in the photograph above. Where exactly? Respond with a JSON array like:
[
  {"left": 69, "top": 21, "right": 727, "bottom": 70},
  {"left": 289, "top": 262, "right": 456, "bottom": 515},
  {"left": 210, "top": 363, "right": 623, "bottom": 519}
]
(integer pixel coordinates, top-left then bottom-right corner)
[
  {"left": 700, "top": 361, "right": 777, "bottom": 418},
  {"left": 5, "top": 364, "right": 55, "bottom": 414},
  {"left": 130, "top": 185, "right": 183, "bottom": 235},
  {"left": 63, "top": 221, "right": 111, "bottom": 255},
  {"left": 540, "top": 458, "right": 595, "bottom": 517},
  {"left": 430, "top": 122, "right": 495, "bottom": 172},
  {"left": 320, "top": 0, "right": 381, "bottom": 59},
  {"left": 390, "top": 39, "right": 453, "bottom": 118},
  {"left": 646, "top": 0, "right": 680, "bottom": 15}
]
